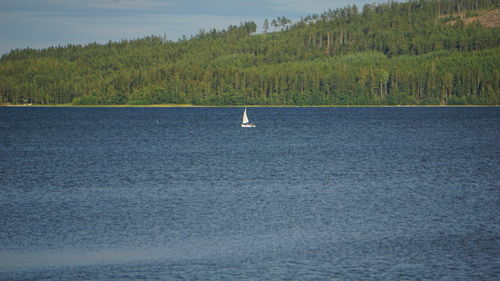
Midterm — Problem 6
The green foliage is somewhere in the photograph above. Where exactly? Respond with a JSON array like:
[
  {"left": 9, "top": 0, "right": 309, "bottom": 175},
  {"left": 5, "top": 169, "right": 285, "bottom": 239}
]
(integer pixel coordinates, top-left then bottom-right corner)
[
  {"left": 72, "top": 95, "right": 99, "bottom": 105},
  {"left": 1, "top": 0, "right": 499, "bottom": 106}
]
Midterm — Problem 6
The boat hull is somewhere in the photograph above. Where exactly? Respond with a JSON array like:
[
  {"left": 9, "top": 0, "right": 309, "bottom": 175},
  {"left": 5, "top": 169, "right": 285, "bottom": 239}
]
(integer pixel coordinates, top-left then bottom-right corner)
[{"left": 241, "top": 123, "right": 256, "bottom": 128}]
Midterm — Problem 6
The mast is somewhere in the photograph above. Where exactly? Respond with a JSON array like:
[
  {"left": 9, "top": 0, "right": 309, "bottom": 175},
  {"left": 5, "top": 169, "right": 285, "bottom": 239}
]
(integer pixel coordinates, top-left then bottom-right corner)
[{"left": 242, "top": 108, "right": 249, "bottom": 124}]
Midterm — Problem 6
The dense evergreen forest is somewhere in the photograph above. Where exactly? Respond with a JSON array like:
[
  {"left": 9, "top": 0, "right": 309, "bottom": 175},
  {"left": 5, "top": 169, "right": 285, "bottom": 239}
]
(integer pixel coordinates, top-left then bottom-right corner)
[{"left": 1, "top": 0, "right": 499, "bottom": 106}]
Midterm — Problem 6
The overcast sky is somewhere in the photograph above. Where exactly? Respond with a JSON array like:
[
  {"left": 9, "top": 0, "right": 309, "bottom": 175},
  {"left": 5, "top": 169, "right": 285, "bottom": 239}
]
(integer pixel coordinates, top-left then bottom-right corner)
[{"left": 0, "top": 0, "right": 386, "bottom": 55}]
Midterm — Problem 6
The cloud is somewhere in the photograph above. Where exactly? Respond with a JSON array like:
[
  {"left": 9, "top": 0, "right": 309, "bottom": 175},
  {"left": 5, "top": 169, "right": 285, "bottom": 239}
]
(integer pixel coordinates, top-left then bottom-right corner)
[
  {"left": 0, "top": 8, "right": 265, "bottom": 54},
  {"left": 86, "top": 0, "right": 174, "bottom": 11},
  {"left": 270, "top": 0, "right": 384, "bottom": 15},
  {"left": 270, "top": 0, "right": 336, "bottom": 14},
  {"left": 18, "top": 0, "right": 174, "bottom": 12}
]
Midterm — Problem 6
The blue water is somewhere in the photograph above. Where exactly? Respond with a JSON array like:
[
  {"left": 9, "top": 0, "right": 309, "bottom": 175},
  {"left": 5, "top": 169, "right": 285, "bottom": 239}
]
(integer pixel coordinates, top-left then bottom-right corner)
[{"left": 0, "top": 107, "right": 499, "bottom": 280}]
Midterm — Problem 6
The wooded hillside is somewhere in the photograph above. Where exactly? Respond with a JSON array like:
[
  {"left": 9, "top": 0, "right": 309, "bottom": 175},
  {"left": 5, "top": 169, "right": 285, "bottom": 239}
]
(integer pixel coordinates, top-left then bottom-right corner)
[{"left": 1, "top": 0, "right": 499, "bottom": 105}]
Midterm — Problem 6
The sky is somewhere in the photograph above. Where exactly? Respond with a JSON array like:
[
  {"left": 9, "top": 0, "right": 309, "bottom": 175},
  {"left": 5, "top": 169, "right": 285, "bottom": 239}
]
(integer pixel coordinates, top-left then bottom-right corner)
[{"left": 0, "top": 0, "right": 386, "bottom": 55}]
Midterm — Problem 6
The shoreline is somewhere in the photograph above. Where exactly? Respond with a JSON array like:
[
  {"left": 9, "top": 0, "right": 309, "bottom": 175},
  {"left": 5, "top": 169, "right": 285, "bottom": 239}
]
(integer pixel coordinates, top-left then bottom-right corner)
[{"left": 1, "top": 104, "right": 498, "bottom": 108}]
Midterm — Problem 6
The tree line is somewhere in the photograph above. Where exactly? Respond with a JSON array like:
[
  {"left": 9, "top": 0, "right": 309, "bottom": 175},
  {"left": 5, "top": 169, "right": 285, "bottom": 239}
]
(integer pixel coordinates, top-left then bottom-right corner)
[{"left": 0, "top": 0, "right": 498, "bottom": 105}]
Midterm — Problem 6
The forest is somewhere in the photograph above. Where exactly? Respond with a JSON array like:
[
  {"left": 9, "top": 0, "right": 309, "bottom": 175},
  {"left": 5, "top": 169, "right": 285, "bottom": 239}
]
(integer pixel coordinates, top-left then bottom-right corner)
[{"left": 0, "top": 0, "right": 499, "bottom": 106}]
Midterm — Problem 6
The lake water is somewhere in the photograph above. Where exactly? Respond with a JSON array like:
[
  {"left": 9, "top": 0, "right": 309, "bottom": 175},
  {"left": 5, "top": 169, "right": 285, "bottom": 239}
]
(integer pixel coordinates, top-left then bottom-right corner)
[{"left": 0, "top": 107, "right": 499, "bottom": 280}]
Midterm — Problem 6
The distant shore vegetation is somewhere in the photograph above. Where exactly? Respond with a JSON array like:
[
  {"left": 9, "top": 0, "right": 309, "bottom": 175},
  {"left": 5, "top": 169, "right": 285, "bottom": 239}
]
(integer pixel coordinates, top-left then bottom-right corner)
[{"left": 1, "top": 0, "right": 499, "bottom": 106}]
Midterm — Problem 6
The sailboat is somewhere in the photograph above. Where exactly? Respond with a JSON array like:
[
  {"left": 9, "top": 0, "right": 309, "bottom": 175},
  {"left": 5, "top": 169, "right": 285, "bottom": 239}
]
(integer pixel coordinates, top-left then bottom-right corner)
[{"left": 241, "top": 108, "right": 256, "bottom": 127}]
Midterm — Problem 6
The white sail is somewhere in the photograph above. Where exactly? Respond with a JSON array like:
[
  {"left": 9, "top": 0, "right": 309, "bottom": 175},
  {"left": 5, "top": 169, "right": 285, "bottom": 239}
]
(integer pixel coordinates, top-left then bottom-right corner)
[
  {"left": 241, "top": 107, "right": 255, "bottom": 127},
  {"left": 242, "top": 108, "right": 250, "bottom": 124}
]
